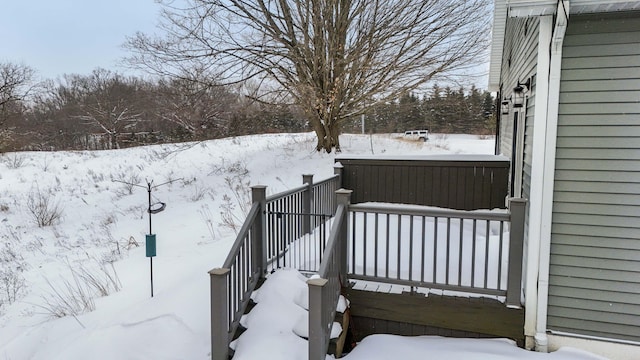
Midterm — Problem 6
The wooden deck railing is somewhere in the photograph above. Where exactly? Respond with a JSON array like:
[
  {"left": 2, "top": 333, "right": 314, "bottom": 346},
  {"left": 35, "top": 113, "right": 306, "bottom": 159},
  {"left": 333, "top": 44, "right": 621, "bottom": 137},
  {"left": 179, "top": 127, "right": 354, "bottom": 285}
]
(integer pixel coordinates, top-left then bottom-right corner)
[
  {"left": 347, "top": 198, "right": 526, "bottom": 306},
  {"left": 265, "top": 173, "right": 340, "bottom": 272},
  {"left": 308, "top": 190, "right": 351, "bottom": 360},
  {"left": 209, "top": 171, "right": 342, "bottom": 360},
  {"left": 209, "top": 187, "right": 266, "bottom": 360},
  {"left": 310, "top": 174, "right": 341, "bottom": 218}
]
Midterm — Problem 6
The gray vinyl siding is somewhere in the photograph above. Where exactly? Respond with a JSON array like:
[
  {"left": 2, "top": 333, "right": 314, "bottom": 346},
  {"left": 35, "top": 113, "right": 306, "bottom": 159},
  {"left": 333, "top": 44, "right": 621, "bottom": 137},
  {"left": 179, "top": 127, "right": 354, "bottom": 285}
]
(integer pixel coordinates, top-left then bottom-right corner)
[
  {"left": 499, "top": 16, "right": 539, "bottom": 300},
  {"left": 520, "top": 77, "right": 536, "bottom": 297},
  {"left": 521, "top": 75, "right": 536, "bottom": 203},
  {"left": 548, "top": 12, "right": 640, "bottom": 342},
  {"left": 498, "top": 17, "right": 539, "bottom": 161}
]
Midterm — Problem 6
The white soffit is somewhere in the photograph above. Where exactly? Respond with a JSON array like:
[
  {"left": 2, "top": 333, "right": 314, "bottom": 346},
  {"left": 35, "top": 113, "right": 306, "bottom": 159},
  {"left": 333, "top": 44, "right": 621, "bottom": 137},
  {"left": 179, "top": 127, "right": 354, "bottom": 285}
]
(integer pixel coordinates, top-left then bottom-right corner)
[
  {"left": 488, "top": 1, "right": 507, "bottom": 91},
  {"left": 571, "top": 1, "right": 640, "bottom": 13},
  {"left": 507, "top": 0, "right": 640, "bottom": 17},
  {"left": 507, "top": 1, "right": 556, "bottom": 17}
]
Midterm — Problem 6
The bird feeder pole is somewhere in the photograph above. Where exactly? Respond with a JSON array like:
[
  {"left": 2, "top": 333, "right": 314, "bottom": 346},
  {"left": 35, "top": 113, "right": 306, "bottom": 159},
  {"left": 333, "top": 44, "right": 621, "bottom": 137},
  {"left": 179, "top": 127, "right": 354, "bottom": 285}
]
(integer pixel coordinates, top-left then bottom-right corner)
[
  {"left": 147, "top": 182, "right": 154, "bottom": 297},
  {"left": 113, "top": 177, "right": 176, "bottom": 298},
  {"left": 143, "top": 179, "right": 172, "bottom": 298}
]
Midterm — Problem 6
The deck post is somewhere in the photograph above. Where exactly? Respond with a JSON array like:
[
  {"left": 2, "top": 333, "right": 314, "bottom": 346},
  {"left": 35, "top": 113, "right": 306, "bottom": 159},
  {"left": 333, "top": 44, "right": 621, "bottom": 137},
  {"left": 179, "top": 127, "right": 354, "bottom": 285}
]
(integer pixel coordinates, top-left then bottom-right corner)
[
  {"left": 302, "top": 174, "right": 314, "bottom": 234},
  {"left": 506, "top": 198, "right": 527, "bottom": 307},
  {"left": 252, "top": 185, "right": 267, "bottom": 278},
  {"left": 333, "top": 162, "right": 343, "bottom": 186},
  {"left": 333, "top": 163, "right": 344, "bottom": 212},
  {"left": 210, "top": 268, "right": 230, "bottom": 360},
  {"left": 335, "top": 189, "right": 352, "bottom": 285},
  {"left": 308, "top": 277, "right": 329, "bottom": 360}
]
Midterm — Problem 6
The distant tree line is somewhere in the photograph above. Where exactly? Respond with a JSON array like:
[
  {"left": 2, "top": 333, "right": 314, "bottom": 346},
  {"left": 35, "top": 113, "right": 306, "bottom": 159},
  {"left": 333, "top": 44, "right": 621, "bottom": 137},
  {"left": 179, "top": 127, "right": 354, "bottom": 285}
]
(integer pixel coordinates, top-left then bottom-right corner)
[
  {"left": 1, "top": 66, "right": 309, "bottom": 151},
  {"left": 1, "top": 62, "right": 495, "bottom": 152},
  {"left": 343, "top": 85, "right": 496, "bottom": 135}
]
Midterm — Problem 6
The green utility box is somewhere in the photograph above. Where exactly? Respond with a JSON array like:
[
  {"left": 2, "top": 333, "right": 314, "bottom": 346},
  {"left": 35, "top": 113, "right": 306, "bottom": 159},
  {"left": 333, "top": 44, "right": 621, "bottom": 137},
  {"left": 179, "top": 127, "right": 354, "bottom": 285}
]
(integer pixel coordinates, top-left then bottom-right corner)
[{"left": 146, "top": 234, "right": 156, "bottom": 257}]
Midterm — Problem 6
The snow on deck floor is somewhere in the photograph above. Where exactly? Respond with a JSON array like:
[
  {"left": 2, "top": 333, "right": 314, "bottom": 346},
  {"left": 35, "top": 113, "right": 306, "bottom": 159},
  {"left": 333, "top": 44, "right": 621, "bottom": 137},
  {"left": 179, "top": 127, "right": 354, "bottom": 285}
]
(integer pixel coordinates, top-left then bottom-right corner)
[
  {"left": 230, "top": 268, "right": 607, "bottom": 360},
  {"left": 344, "top": 335, "right": 608, "bottom": 360}
]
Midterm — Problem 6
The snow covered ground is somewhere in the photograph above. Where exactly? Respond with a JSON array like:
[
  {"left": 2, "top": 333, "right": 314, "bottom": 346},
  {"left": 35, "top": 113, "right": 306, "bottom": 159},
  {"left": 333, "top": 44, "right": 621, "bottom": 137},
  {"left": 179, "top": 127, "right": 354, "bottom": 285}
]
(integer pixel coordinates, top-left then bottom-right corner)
[{"left": 0, "top": 133, "right": 605, "bottom": 359}]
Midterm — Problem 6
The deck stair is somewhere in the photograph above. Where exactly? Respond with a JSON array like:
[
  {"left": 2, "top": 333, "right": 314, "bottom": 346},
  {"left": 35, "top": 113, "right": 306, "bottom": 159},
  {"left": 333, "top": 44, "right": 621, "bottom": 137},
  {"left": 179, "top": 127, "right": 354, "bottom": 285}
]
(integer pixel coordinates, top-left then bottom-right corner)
[{"left": 227, "top": 269, "right": 353, "bottom": 359}]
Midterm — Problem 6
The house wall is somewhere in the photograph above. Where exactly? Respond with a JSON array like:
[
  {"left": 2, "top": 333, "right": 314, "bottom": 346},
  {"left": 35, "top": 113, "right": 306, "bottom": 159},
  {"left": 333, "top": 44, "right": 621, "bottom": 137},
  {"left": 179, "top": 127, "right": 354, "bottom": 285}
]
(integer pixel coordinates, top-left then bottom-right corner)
[
  {"left": 498, "top": 16, "right": 538, "bottom": 166},
  {"left": 548, "top": 12, "right": 640, "bottom": 343},
  {"left": 499, "top": 14, "right": 540, "bottom": 311}
]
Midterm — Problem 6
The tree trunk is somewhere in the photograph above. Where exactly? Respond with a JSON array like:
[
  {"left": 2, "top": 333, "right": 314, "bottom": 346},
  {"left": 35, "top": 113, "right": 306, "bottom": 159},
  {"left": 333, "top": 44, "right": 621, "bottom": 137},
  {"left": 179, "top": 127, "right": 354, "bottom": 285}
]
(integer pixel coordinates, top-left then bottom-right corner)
[
  {"left": 311, "top": 115, "right": 341, "bottom": 153},
  {"left": 110, "top": 131, "right": 119, "bottom": 150}
]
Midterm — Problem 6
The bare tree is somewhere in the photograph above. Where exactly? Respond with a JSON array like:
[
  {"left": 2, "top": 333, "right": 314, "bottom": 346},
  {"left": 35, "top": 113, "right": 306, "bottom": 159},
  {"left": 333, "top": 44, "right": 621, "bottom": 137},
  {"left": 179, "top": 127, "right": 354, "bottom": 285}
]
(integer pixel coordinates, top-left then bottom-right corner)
[
  {"left": 152, "top": 76, "right": 237, "bottom": 140},
  {"left": 0, "top": 62, "right": 36, "bottom": 117},
  {"left": 67, "top": 69, "right": 145, "bottom": 149},
  {"left": 1, "top": 62, "right": 38, "bottom": 149},
  {"left": 129, "top": 0, "right": 491, "bottom": 152}
]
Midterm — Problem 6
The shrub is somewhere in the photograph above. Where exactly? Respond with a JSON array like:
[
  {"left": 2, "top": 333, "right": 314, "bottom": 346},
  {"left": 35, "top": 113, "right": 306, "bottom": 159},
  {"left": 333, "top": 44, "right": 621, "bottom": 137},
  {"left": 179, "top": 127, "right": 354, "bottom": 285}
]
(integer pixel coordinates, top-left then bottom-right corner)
[
  {"left": 199, "top": 204, "right": 217, "bottom": 240},
  {"left": 3, "top": 153, "right": 26, "bottom": 169},
  {"left": 26, "top": 186, "right": 63, "bottom": 227},
  {"left": 112, "top": 170, "right": 142, "bottom": 196},
  {"left": 0, "top": 268, "right": 25, "bottom": 305}
]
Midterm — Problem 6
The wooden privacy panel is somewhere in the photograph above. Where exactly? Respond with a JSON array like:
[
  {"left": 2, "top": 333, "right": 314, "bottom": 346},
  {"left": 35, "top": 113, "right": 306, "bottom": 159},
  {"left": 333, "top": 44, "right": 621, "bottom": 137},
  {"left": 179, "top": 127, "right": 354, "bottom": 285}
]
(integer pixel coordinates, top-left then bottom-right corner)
[{"left": 336, "top": 155, "right": 509, "bottom": 210}]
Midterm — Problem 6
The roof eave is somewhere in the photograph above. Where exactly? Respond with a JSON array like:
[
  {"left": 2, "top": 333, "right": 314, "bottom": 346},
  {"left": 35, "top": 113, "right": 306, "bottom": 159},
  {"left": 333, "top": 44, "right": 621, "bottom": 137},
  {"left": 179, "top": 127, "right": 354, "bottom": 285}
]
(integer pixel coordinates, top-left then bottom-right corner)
[
  {"left": 487, "top": 0, "right": 640, "bottom": 91},
  {"left": 488, "top": 1, "right": 508, "bottom": 91}
]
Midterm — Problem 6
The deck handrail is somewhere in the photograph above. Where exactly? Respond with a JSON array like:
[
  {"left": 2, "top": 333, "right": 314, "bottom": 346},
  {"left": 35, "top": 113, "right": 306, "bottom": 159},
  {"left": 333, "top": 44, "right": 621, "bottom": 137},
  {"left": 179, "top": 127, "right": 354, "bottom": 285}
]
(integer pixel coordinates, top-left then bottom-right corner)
[
  {"left": 317, "top": 207, "right": 346, "bottom": 278},
  {"left": 308, "top": 190, "right": 351, "bottom": 360},
  {"left": 210, "top": 188, "right": 265, "bottom": 360},
  {"left": 312, "top": 173, "right": 340, "bottom": 188},
  {"left": 266, "top": 183, "right": 308, "bottom": 203},
  {"left": 222, "top": 202, "right": 261, "bottom": 269},
  {"left": 209, "top": 174, "right": 341, "bottom": 360},
  {"left": 349, "top": 203, "right": 510, "bottom": 221}
]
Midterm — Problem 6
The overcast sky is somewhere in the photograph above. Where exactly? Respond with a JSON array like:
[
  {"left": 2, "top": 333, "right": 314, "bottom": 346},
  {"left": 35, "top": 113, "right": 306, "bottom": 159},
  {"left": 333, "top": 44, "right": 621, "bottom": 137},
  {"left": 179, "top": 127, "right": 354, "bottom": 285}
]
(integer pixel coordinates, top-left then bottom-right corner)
[
  {"left": 0, "top": 0, "right": 162, "bottom": 80},
  {"left": 0, "top": 1, "right": 490, "bottom": 89}
]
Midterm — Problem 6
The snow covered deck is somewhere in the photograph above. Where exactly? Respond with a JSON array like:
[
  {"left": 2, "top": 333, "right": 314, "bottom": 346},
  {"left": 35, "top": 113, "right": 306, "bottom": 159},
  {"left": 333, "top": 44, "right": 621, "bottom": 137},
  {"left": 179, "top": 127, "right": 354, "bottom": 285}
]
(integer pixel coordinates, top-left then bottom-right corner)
[{"left": 211, "top": 153, "right": 524, "bottom": 360}]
